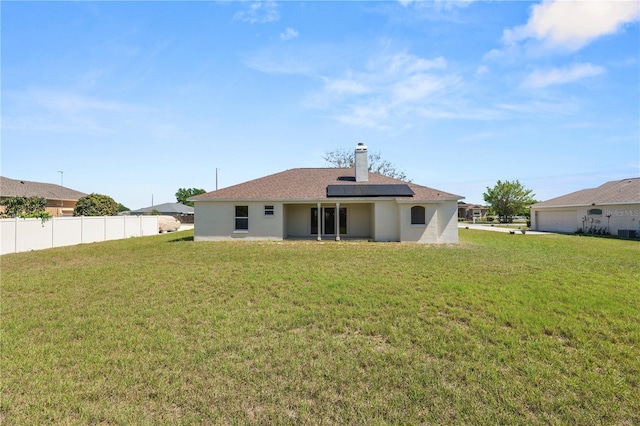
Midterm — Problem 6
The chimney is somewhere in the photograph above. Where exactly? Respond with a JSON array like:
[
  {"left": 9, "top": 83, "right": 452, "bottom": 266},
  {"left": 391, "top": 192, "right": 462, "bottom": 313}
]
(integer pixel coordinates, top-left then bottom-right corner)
[{"left": 355, "top": 142, "right": 368, "bottom": 182}]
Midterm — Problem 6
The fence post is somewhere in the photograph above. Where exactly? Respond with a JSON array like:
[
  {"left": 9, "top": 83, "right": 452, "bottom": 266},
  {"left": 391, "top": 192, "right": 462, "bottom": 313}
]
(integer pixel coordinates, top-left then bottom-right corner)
[{"left": 14, "top": 216, "right": 18, "bottom": 254}]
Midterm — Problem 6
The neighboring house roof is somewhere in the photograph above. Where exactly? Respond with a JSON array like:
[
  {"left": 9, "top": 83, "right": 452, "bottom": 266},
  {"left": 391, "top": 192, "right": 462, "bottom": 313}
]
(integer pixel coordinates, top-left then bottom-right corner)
[
  {"left": 0, "top": 176, "right": 87, "bottom": 201},
  {"left": 531, "top": 177, "right": 640, "bottom": 208},
  {"left": 131, "top": 202, "right": 194, "bottom": 214},
  {"left": 192, "top": 168, "right": 462, "bottom": 202}
]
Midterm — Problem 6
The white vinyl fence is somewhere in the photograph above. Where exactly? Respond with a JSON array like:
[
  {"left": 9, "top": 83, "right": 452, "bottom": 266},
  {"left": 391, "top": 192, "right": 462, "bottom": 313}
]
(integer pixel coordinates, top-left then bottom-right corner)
[{"left": 1, "top": 216, "right": 159, "bottom": 255}]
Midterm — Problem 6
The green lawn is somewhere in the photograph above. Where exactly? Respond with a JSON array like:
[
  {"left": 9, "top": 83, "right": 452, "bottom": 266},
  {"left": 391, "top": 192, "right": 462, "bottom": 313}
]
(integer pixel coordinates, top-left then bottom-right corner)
[{"left": 2, "top": 230, "right": 638, "bottom": 424}]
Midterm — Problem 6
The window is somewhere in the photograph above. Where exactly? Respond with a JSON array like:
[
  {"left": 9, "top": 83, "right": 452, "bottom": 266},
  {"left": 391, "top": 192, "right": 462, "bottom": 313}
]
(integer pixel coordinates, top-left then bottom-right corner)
[
  {"left": 264, "top": 205, "right": 274, "bottom": 216},
  {"left": 587, "top": 208, "right": 602, "bottom": 216},
  {"left": 411, "top": 206, "right": 426, "bottom": 225},
  {"left": 235, "top": 206, "right": 248, "bottom": 231}
]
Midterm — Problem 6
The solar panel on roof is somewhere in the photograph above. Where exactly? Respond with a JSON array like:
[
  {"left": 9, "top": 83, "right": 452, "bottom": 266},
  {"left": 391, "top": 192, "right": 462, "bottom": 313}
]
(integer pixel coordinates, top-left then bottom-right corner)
[{"left": 326, "top": 184, "right": 414, "bottom": 197}]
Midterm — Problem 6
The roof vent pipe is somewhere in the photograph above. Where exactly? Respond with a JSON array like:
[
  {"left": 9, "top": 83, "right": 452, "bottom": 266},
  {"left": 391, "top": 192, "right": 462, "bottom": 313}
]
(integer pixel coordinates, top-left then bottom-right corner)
[{"left": 355, "top": 143, "right": 368, "bottom": 182}]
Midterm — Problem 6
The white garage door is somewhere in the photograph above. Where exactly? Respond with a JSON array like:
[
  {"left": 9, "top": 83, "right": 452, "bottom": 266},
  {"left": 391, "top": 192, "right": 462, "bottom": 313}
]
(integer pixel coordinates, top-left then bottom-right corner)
[{"left": 536, "top": 210, "right": 577, "bottom": 233}]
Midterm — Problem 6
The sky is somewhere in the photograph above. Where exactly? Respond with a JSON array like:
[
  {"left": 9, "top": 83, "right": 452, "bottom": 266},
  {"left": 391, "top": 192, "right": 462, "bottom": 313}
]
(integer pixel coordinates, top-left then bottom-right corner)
[{"left": 1, "top": 0, "right": 639, "bottom": 210}]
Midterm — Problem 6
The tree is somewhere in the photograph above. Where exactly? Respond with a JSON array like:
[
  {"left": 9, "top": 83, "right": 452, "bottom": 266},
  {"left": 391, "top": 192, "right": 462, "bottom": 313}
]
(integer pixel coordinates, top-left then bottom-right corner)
[
  {"left": 176, "top": 188, "right": 206, "bottom": 207},
  {"left": 73, "top": 193, "right": 119, "bottom": 216},
  {"left": 483, "top": 180, "right": 536, "bottom": 223},
  {"left": 0, "top": 196, "right": 48, "bottom": 218},
  {"left": 323, "top": 148, "right": 410, "bottom": 181},
  {"left": 118, "top": 203, "right": 130, "bottom": 213}
]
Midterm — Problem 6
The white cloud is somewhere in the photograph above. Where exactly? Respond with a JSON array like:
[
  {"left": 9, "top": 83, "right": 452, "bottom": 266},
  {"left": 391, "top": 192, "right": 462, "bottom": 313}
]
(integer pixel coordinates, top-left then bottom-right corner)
[
  {"left": 234, "top": 0, "right": 279, "bottom": 24},
  {"left": 246, "top": 44, "right": 462, "bottom": 128},
  {"left": 334, "top": 104, "right": 390, "bottom": 130},
  {"left": 324, "top": 78, "right": 371, "bottom": 95},
  {"left": 398, "top": 0, "right": 476, "bottom": 11},
  {"left": 475, "top": 65, "right": 489, "bottom": 76},
  {"left": 504, "top": 0, "right": 640, "bottom": 51},
  {"left": 381, "top": 53, "right": 447, "bottom": 75},
  {"left": 28, "top": 89, "right": 123, "bottom": 113},
  {"left": 522, "top": 63, "right": 606, "bottom": 89},
  {"left": 316, "top": 52, "right": 460, "bottom": 127},
  {"left": 280, "top": 27, "right": 298, "bottom": 41},
  {"left": 392, "top": 73, "right": 459, "bottom": 103}
]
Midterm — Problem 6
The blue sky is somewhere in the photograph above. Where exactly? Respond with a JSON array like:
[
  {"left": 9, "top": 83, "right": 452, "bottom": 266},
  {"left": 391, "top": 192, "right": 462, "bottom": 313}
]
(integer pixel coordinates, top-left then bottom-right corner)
[{"left": 2, "top": 1, "right": 638, "bottom": 209}]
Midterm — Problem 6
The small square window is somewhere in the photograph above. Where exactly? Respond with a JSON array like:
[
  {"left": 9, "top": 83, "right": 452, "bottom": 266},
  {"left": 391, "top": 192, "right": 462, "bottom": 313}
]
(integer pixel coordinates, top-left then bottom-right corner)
[{"left": 264, "top": 205, "right": 274, "bottom": 216}]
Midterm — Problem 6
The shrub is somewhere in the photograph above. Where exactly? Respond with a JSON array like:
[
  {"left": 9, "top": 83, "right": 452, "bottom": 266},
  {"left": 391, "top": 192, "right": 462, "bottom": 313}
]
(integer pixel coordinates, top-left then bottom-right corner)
[
  {"left": 74, "top": 193, "right": 119, "bottom": 216},
  {"left": 0, "top": 196, "right": 48, "bottom": 218}
]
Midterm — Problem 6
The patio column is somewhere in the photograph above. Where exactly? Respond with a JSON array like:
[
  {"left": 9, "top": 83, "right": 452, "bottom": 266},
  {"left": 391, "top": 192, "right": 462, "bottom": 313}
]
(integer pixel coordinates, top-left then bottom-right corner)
[
  {"left": 317, "top": 202, "right": 322, "bottom": 241},
  {"left": 335, "top": 202, "right": 340, "bottom": 241}
]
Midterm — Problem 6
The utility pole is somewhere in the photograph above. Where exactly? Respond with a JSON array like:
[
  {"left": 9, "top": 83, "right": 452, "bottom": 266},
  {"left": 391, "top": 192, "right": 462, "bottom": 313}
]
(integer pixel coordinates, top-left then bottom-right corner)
[
  {"left": 216, "top": 168, "right": 219, "bottom": 191},
  {"left": 58, "top": 171, "right": 64, "bottom": 217}
]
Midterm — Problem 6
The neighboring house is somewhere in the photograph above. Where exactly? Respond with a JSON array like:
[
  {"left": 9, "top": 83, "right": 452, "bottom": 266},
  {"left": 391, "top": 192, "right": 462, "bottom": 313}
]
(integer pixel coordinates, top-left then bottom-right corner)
[
  {"left": 191, "top": 144, "right": 463, "bottom": 243},
  {"left": 130, "top": 202, "right": 195, "bottom": 223},
  {"left": 458, "top": 202, "right": 488, "bottom": 220},
  {"left": 530, "top": 177, "right": 640, "bottom": 236},
  {"left": 0, "top": 176, "right": 87, "bottom": 217}
]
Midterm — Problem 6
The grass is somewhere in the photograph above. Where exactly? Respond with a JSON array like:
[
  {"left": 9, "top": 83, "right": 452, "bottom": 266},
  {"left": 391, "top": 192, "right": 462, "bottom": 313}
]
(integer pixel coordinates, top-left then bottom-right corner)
[{"left": 1, "top": 230, "right": 639, "bottom": 424}]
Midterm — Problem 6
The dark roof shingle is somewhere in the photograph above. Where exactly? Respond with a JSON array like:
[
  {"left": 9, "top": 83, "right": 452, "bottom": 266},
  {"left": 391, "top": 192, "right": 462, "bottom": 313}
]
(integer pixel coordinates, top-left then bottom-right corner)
[
  {"left": 131, "top": 202, "right": 194, "bottom": 214},
  {"left": 192, "top": 168, "right": 462, "bottom": 202},
  {"left": 0, "top": 176, "right": 87, "bottom": 201},
  {"left": 531, "top": 177, "right": 640, "bottom": 208}
]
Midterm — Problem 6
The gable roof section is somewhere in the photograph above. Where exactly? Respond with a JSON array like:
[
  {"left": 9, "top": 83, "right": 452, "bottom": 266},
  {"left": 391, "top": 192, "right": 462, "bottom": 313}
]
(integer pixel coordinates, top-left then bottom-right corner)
[
  {"left": 531, "top": 178, "right": 640, "bottom": 208},
  {"left": 0, "top": 176, "right": 87, "bottom": 201},
  {"left": 192, "top": 168, "right": 462, "bottom": 202},
  {"left": 131, "top": 202, "right": 194, "bottom": 214}
]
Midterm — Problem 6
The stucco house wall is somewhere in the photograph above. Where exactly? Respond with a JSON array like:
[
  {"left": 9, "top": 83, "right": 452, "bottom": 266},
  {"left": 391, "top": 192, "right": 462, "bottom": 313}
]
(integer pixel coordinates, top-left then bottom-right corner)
[
  {"left": 532, "top": 203, "right": 640, "bottom": 234},
  {"left": 372, "top": 201, "right": 400, "bottom": 242},
  {"left": 530, "top": 178, "right": 640, "bottom": 235},
  {"left": 399, "top": 204, "right": 436, "bottom": 243},
  {"left": 195, "top": 201, "right": 284, "bottom": 241},
  {"left": 437, "top": 201, "right": 459, "bottom": 243},
  {"left": 344, "top": 203, "right": 372, "bottom": 238}
]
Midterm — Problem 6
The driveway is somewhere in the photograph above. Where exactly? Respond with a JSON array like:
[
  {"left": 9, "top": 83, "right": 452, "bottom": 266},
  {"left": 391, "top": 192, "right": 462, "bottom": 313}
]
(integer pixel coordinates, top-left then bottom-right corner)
[{"left": 458, "top": 223, "right": 548, "bottom": 235}]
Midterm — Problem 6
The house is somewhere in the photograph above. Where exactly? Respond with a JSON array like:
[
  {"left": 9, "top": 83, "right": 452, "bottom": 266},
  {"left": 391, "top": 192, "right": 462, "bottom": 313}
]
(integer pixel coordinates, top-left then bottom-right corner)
[
  {"left": 458, "top": 202, "right": 488, "bottom": 221},
  {"left": 0, "top": 176, "right": 87, "bottom": 217},
  {"left": 130, "top": 202, "right": 195, "bottom": 223},
  {"left": 191, "top": 144, "right": 463, "bottom": 243},
  {"left": 530, "top": 177, "right": 640, "bottom": 236}
]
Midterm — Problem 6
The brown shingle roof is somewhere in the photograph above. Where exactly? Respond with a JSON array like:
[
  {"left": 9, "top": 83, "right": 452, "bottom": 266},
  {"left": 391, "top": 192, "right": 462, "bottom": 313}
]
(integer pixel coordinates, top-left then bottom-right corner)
[
  {"left": 531, "top": 177, "right": 640, "bottom": 208},
  {"left": 0, "top": 176, "right": 87, "bottom": 201},
  {"left": 192, "top": 168, "right": 462, "bottom": 202}
]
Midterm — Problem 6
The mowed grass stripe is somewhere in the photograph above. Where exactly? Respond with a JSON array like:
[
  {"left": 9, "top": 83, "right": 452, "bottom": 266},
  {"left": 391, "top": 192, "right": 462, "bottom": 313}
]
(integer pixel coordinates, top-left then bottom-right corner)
[{"left": 1, "top": 230, "right": 638, "bottom": 424}]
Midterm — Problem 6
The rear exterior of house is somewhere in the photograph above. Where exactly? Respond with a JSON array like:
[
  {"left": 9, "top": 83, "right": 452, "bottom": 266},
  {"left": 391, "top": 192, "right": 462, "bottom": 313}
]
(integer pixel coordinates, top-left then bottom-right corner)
[
  {"left": 191, "top": 145, "right": 463, "bottom": 243},
  {"left": 530, "top": 178, "right": 640, "bottom": 236}
]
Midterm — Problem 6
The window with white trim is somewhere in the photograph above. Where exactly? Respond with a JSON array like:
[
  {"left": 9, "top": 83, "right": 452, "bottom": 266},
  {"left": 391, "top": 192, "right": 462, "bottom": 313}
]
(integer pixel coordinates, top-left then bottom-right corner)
[
  {"left": 235, "top": 206, "right": 248, "bottom": 230},
  {"left": 264, "top": 205, "right": 274, "bottom": 216}
]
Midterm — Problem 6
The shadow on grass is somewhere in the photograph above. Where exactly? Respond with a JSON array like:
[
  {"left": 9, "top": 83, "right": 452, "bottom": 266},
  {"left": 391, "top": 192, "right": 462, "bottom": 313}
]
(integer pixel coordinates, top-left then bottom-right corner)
[{"left": 167, "top": 233, "right": 194, "bottom": 242}]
